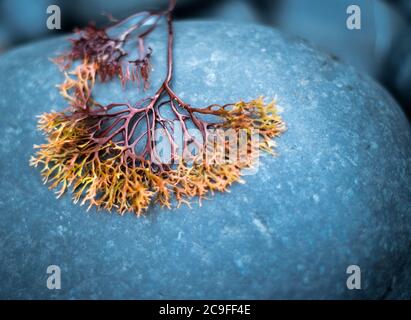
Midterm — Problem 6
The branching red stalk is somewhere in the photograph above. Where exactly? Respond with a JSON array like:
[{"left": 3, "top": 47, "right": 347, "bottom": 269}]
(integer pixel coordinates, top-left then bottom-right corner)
[{"left": 31, "top": 0, "right": 286, "bottom": 215}]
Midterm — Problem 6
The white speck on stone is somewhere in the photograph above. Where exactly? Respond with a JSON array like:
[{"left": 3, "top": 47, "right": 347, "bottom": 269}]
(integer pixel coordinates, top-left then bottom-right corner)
[
  {"left": 205, "top": 72, "right": 216, "bottom": 87},
  {"left": 235, "top": 258, "right": 243, "bottom": 269},
  {"left": 57, "top": 225, "right": 66, "bottom": 236},
  {"left": 370, "top": 141, "right": 378, "bottom": 150},
  {"left": 186, "top": 58, "right": 200, "bottom": 68},
  {"left": 210, "top": 51, "right": 225, "bottom": 63},
  {"left": 5, "top": 126, "right": 22, "bottom": 135},
  {"left": 253, "top": 218, "right": 269, "bottom": 236}
]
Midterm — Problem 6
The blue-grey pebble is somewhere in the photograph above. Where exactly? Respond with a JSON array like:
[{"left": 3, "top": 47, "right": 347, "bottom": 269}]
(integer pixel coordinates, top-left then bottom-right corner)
[
  {"left": 273, "top": 0, "right": 406, "bottom": 78},
  {"left": 196, "top": 0, "right": 260, "bottom": 24},
  {"left": 0, "top": 21, "right": 410, "bottom": 299},
  {"left": 72, "top": 0, "right": 197, "bottom": 25},
  {"left": 383, "top": 25, "right": 411, "bottom": 115}
]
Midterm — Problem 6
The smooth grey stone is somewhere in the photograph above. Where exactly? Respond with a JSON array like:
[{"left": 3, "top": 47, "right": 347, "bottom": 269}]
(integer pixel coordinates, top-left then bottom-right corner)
[{"left": 0, "top": 21, "right": 410, "bottom": 299}]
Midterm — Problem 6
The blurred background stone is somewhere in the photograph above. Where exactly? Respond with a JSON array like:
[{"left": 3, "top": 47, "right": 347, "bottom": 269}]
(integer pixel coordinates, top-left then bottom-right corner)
[
  {"left": 0, "top": 22, "right": 11, "bottom": 53},
  {"left": 381, "top": 25, "right": 411, "bottom": 116},
  {"left": 270, "top": 0, "right": 405, "bottom": 78},
  {"left": 0, "top": 0, "right": 60, "bottom": 44},
  {"left": 70, "top": 0, "right": 199, "bottom": 26},
  {"left": 188, "top": 0, "right": 261, "bottom": 24},
  {"left": 388, "top": 0, "right": 411, "bottom": 19}
]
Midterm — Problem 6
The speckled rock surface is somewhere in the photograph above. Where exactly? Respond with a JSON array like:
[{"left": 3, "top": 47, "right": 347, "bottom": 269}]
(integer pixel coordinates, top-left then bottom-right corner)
[{"left": 0, "top": 21, "right": 410, "bottom": 299}]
